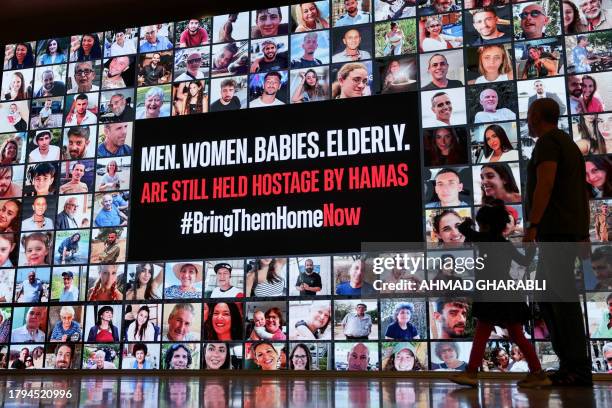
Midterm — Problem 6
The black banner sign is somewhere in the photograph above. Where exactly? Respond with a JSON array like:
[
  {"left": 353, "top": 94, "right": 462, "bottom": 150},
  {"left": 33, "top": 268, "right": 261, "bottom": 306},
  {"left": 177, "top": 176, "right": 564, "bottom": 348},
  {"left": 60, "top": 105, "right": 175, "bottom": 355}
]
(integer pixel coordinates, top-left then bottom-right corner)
[{"left": 129, "top": 92, "right": 422, "bottom": 260}]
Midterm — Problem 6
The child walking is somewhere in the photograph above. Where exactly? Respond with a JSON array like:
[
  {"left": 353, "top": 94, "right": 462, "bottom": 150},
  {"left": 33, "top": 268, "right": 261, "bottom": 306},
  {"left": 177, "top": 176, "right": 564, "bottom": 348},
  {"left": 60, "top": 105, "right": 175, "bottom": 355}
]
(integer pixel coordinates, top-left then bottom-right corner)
[{"left": 451, "top": 200, "right": 551, "bottom": 388}]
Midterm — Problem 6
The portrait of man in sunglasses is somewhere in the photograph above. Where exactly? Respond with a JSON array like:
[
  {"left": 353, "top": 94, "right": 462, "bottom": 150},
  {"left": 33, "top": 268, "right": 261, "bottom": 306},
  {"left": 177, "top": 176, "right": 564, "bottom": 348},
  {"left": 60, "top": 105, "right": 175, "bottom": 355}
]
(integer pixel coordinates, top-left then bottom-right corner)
[
  {"left": 517, "top": 2, "right": 551, "bottom": 39},
  {"left": 175, "top": 51, "right": 207, "bottom": 81}
]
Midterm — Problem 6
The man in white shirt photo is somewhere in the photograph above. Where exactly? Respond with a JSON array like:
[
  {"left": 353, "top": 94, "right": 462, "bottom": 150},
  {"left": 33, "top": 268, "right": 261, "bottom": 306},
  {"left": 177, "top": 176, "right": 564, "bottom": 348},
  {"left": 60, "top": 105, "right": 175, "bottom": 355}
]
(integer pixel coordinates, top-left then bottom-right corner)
[
  {"left": 210, "top": 263, "right": 243, "bottom": 298},
  {"left": 109, "top": 30, "right": 137, "bottom": 56},
  {"left": 65, "top": 94, "right": 98, "bottom": 126},
  {"left": 11, "top": 306, "right": 46, "bottom": 343},
  {"left": 28, "top": 130, "right": 60, "bottom": 163},
  {"left": 474, "top": 88, "right": 516, "bottom": 123},
  {"left": 16, "top": 271, "right": 44, "bottom": 303},
  {"left": 427, "top": 92, "right": 458, "bottom": 127},
  {"left": 68, "top": 61, "right": 100, "bottom": 94},
  {"left": 250, "top": 71, "right": 285, "bottom": 107}
]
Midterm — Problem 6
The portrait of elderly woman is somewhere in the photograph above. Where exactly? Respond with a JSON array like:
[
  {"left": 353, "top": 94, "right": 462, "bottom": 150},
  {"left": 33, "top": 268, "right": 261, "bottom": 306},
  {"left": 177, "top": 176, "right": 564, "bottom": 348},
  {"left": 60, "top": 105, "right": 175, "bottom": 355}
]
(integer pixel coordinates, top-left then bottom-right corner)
[
  {"left": 289, "top": 300, "right": 331, "bottom": 340},
  {"left": 384, "top": 302, "right": 421, "bottom": 340},
  {"left": 49, "top": 305, "right": 82, "bottom": 342}
]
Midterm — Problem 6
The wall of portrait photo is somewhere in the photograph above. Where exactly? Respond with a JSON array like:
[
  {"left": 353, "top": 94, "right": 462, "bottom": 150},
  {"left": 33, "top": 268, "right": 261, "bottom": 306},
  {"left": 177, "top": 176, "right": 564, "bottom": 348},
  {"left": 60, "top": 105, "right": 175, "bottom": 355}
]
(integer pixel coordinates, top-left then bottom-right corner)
[{"left": 0, "top": 0, "right": 610, "bottom": 375}]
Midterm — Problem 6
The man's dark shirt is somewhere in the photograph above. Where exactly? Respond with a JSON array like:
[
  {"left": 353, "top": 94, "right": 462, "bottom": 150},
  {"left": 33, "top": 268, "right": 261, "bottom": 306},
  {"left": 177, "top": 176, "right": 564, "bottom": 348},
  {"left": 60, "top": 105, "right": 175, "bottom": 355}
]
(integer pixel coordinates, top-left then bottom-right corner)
[
  {"left": 422, "top": 79, "right": 463, "bottom": 91},
  {"left": 295, "top": 271, "right": 322, "bottom": 296},
  {"left": 470, "top": 34, "right": 510, "bottom": 47},
  {"left": 257, "top": 52, "right": 289, "bottom": 73},
  {"left": 99, "top": 106, "right": 135, "bottom": 123},
  {"left": 139, "top": 64, "right": 165, "bottom": 86},
  {"left": 526, "top": 128, "right": 589, "bottom": 236},
  {"left": 34, "top": 81, "right": 66, "bottom": 97},
  {"left": 291, "top": 57, "right": 323, "bottom": 69},
  {"left": 210, "top": 96, "right": 241, "bottom": 112}
]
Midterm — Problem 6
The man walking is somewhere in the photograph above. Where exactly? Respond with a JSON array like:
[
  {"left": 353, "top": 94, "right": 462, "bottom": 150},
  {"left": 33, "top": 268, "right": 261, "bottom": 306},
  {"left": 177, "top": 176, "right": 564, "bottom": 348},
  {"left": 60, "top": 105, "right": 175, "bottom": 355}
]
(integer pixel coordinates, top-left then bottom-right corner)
[{"left": 524, "top": 98, "right": 592, "bottom": 386}]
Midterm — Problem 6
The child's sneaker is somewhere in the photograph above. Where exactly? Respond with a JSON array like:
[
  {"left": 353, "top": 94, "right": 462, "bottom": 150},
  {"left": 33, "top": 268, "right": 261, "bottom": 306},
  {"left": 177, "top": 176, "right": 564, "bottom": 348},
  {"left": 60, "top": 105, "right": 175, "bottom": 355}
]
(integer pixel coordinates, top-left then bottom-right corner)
[
  {"left": 517, "top": 371, "right": 553, "bottom": 388},
  {"left": 450, "top": 371, "right": 478, "bottom": 387}
]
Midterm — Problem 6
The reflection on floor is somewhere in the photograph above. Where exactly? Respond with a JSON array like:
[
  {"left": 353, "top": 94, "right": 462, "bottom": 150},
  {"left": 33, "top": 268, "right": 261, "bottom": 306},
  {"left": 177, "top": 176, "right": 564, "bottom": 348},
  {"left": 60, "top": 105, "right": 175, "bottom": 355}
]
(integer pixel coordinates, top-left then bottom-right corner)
[{"left": 0, "top": 375, "right": 610, "bottom": 407}]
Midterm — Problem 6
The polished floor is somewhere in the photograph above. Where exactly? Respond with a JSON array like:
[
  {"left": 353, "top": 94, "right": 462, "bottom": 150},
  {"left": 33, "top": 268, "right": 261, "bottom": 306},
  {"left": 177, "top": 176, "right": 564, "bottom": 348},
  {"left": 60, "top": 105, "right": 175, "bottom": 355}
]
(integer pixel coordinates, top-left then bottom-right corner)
[{"left": 0, "top": 375, "right": 610, "bottom": 407}]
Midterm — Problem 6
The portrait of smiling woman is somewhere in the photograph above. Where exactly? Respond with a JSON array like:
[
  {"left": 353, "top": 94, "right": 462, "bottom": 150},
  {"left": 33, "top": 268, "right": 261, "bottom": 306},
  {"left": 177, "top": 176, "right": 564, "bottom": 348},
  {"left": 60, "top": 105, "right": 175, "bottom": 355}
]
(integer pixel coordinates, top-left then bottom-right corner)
[
  {"left": 384, "top": 302, "right": 421, "bottom": 340},
  {"left": 125, "top": 262, "right": 163, "bottom": 300},
  {"left": 124, "top": 304, "right": 159, "bottom": 342},
  {"left": 289, "top": 343, "right": 312, "bottom": 370},
  {"left": 586, "top": 155, "right": 612, "bottom": 198},
  {"left": 87, "top": 264, "right": 123, "bottom": 301},
  {"left": 205, "top": 302, "right": 244, "bottom": 341},
  {"left": 164, "top": 343, "right": 195, "bottom": 370},
  {"left": 164, "top": 262, "right": 203, "bottom": 299},
  {"left": 474, "top": 123, "right": 519, "bottom": 163},
  {"left": 252, "top": 340, "right": 281, "bottom": 370},
  {"left": 429, "top": 209, "right": 467, "bottom": 246},
  {"left": 37, "top": 38, "right": 68, "bottom": 65},
  {"left": 0, "top": 138, "right": 21, "bottom": 165},
  {"left": 382, "top": 342, "right": 426, "bottom": 371},
  {"left": 70, "top": 34, "right": 103, "bottom": 62},
  {"left": 203, "top": 342, "right": 238, "bottom": 370},
  {"left": 0, "top": 199, "right": 22, "bottom": 232},
  {"left": 289, "top": 300, "right": 331, "bottom": 340},
  {"left": 245, "top": 258, "right": 286, "bottom": 297},
  {"left": 293, "top": 2, "right": 330, "bottom": 32},
  {"left": 474, "top": 162, "right": 522, "bottom": 204}
]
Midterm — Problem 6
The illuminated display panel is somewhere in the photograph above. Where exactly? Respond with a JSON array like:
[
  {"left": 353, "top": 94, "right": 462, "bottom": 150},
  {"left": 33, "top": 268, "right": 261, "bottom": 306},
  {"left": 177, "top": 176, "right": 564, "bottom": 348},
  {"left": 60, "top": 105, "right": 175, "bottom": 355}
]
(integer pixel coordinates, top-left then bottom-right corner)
[{"left": 0, "top": 0, "right": 610, "bottom": 374}]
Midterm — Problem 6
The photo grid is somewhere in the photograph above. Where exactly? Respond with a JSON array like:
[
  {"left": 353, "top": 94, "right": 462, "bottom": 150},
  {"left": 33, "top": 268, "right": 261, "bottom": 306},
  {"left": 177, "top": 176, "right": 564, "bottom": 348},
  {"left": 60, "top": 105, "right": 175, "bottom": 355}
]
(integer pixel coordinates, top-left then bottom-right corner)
[{"left": 0, "top": 0, "right": 610, "bottom": 373}]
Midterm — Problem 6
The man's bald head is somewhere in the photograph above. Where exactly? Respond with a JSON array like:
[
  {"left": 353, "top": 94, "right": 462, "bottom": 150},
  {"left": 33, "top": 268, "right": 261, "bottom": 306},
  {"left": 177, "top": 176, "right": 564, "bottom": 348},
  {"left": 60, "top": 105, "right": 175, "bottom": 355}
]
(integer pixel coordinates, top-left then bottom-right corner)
[
  {"left": 529, "top": 98, "right": 560, "bottom": 124},
  {"left": 347, "top": 343, "right": 370, "bottom": 370},
  {"left": 527, "top": 98, "right": 560, "bottom": 138}
]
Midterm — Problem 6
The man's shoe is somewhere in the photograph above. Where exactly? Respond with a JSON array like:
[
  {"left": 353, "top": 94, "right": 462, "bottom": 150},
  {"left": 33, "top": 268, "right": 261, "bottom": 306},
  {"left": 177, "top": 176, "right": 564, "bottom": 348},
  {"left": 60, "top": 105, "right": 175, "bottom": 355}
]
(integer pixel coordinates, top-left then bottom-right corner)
[
  {"left": 517, "top": 371, "right": 553, "bottom": 388},
  {"left": 549, "top": 372, "right": 593, "bottom": 387},
  {"left": 450, "top": 372, "right": 478, "bottom": 387}
]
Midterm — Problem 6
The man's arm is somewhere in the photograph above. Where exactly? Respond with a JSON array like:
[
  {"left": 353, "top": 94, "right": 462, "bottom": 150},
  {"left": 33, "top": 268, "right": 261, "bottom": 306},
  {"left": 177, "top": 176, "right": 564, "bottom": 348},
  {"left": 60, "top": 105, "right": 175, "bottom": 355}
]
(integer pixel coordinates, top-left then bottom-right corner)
[
  {"left": 37, "top": 283, "right": 44, "bottom": 301},
  {"left": 110, "top": 245, "right": 121, "bottom": 262},
  {"left": 294, "top": 274, "right": 302, "bottom": 291},
  {"left": 40, "top": 111, "right": 49, "bottom": 126},
  {"left": 98, "top": 247, "right": 112, "bottom": 263},
  {"left": 570, "top": 94, "right": 584, "bottom": 114},
  {"left": 307, "top": 275, "right": 322, "bottom": 292},
  {"left": 576, "top": 48, "right": 588, "bottom": 65},
  {"left": 341, "top": 313, "right": 349, "bottom": 329},
  {"left": 250, "top": 57, "right": 262, "bottom": 73},
  {"left": 553, "top": 93, "right": 566, "bottom": 115},
  {"left": 179, "top": 31, "right": 188, "bottom": 48},
  {"left": 524, "top": 161, "right": 557, "bottom": 241}
]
